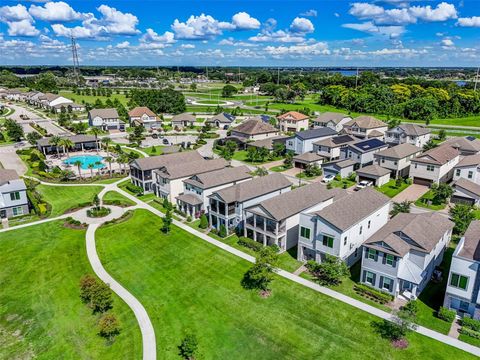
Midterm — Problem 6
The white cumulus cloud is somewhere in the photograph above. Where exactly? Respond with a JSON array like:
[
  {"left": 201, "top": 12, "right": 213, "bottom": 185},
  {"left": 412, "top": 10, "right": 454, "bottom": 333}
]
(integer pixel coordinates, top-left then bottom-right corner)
[
  {"left": 300, "top": 9, "right": 317, "bottom": 17},
  {"left": 29, "top": 1, "right": 83, "bottom": 22},
  {"left": 6, "top": 19, "right": 40, "bottom": 36},
  {"left": 171, "top": 14, "right": 233, "bottom": 40},
  {"left": 141, "top": 29, "right": 176, "bottom": 43},
  {"left": 290, "top": 17, "right": 314, "bottom": 33},
  {"left": 457, "top": 16, "right": 480, "bottom": 27},
  {"left": 231, "top": 12, "right": 260, "bottom": 30}
]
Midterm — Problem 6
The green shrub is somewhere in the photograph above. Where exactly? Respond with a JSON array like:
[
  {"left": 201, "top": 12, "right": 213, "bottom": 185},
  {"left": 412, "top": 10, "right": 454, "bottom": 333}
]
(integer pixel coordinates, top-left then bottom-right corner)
[
  {"left": 178, "top": 333, "right": 198, "bottom": 360},
  {"left": 126, "top": 183, "right": 143, "bottom": 196},
  {"left": 438, "top": 307, "right": 456, "bottom": 323},
  {"left": 461, "top": 317, "right": 480, "bottom": 332},
  {"left": 199, "top": 214, "right": 208, "bottom": 229},
  {"left": 218, "top": 224, "right": 227, "bottom": 238},
  {"left": 186, "top": 215, "right": 192, "bottom": 222},
  {"left": 354, "top": 284, "right": 394, "bottom": 304},
  {"left": 459, "top": 327, "right": 480, "bottom": 339},
  {"left": 98, "top": 313, "right": 121, "bottom": 341},
  {"left": 238, "top": 237, "right": 263, "bottom": 252}
]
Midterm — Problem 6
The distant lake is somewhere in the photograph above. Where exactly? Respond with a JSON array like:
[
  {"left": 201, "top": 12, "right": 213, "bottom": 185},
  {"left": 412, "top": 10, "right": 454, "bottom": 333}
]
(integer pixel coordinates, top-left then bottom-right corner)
[{"left": 325, "top": 70, "right": 358, "bottom": 76}]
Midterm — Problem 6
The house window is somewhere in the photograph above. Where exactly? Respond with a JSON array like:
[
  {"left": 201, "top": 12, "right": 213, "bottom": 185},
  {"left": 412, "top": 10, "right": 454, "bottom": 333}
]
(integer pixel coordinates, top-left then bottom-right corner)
[
  {"left": 368, "top": 248, "right": 377, "bottom": 260},
  {"left": 382, "top": 277, "right": 393, "bottom": 292},
  {"left": 10, "top": 192, "right": 20, "bottom": 201},
  {"left": 343, "top": 236, "right": 347, "bottom": 245},
  {"left": 381, "top": 157, "right": 385, "bottom": 163},
  {"left": 300, "top": 226, "right": 311, "bottom": 239},
  {"left": 456, "top": 169, "right": 461, "bottom": 176},
  {"left": 368, "top": 220, "right": 371, "bottom": 229},
  {"left": 426, "top": 165, "right": 435, "bottom": 172},
  {"left": 365, "top": 271, "right": 375, "bottom": 285},
  {"left": 12, "top": 206, "right": 23, "bottom": 216},
  {"left": 414, "top": 163, "right": 418, "bottom": 169},
  {"left": 322, "top": 235, "right": 334, "bottom": 248},
  {"left": 359, "top": 226, "right": 363, "bottom": 235},
  {"left": 394, "top": 161, "right": 398, "bottom": 166},
  {"left": 450, "top": 273, "right": 468, "bottom": 290},
  {"left": 386, "top": 254, "right": 394, "bottom": 266},
  {"left": 468, "top": 171, "right": 473, "bottom": 179}
]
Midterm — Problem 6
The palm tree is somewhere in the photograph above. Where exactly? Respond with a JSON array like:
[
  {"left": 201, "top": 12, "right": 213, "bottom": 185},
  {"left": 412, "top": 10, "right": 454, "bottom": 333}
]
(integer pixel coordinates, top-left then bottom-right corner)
[
  {"left": 88, "top": 163, "right": 94, "bottom": 178},
  {"left": 90, "top": 127, "right": 102, "bottom": 153},
  {"left": 102, "top": 137, "right": 112, "bottom": 157},
  {"left": 390, "top": 201, "right": 411, "bottom": 217},
  {"left": 104, "top": 156, "right": 113, "bottom": 177},
  {"left": 59, "top": 138, "right": 74, "bottom": 158},
  {"left": 49, "top": 135, "right": 62, "bottom": 157},
  {"left": 95, "top": 161, "right": 102, "bottom": 176},
  {"left": 74, "top": 160, "right": 82, "bottom": 178}
]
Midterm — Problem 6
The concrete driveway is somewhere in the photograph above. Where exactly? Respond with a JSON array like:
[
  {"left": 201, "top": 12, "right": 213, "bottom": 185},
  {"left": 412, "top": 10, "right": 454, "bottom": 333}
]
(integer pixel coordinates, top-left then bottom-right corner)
[
  {"left": 0, "top": 145, "right": 27, "bottom": 174},
  {"left": 392, "top": 184, "right": 429, "bottom": 203}
]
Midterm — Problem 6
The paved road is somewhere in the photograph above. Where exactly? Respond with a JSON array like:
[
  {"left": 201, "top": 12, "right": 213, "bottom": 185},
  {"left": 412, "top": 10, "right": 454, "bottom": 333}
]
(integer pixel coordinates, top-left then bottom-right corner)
[{"left": 0, "top": 145, "right": 28, "bottom": 174}]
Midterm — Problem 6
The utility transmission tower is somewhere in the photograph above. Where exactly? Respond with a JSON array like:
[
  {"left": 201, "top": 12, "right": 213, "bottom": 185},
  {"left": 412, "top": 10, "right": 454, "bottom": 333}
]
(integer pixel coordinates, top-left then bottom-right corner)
[
  {"left": 70, "top": 35, "right": 80, "bottom": 85},
  {"left": 474, "top": 67, "right": 479, "bottom": 92}
]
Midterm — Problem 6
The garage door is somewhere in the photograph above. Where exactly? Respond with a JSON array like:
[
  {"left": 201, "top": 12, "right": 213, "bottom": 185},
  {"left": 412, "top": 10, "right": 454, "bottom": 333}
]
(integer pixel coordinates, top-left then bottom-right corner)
[
  {"left": 413, "top": 177, "right": 432, "bottom": 186},
  {"left": 451, "top": 195, "right": 475, "bottom": 206},
  {"left": 358, "top": 175, "right": 376, "bottom": 185},
  {"left": 323, "top": 168, "right": 337, "bottom": 177}
]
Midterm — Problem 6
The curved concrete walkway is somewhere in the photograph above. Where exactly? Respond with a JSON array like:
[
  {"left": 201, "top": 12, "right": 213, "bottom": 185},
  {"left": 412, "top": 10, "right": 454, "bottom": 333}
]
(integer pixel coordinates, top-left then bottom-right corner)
[{"left": 86, "top": 224, "right": 156, "bottom": 360}]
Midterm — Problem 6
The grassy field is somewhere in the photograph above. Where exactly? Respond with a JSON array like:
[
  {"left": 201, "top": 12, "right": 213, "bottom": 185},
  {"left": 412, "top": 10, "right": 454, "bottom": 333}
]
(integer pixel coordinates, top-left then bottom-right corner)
[
  {"left": 96, "top": 210, "right": 476, "bottom": 359},
  {"left": 231, "top": 150, "right": 283, "bottom": 164},
  {"left": 0, "top": 221, "right": 141, "bottom": 359},
  {"left": 102, "top": 190, "right": 136, "bottom": 207},
  {"left": 37, "top": 184, "right": 103, "bottom": 216},
  {"left": 377, "top": 180, "right": 411, "bottom": 198},
  {"left": 59, "top": 91, "right": 128, "bottom": 106}
]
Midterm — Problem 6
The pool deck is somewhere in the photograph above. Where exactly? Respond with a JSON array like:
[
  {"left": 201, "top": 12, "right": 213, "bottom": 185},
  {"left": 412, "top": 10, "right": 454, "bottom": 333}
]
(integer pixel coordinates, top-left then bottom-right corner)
[{"left": 46, "top": 151, "right": 123, "bottom": 177}]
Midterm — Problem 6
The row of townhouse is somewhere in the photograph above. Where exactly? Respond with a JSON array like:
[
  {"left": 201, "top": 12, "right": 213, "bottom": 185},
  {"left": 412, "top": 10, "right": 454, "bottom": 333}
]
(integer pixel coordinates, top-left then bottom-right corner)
[{"left": 1, "top": 89, "right": 85, "bottom": 113}]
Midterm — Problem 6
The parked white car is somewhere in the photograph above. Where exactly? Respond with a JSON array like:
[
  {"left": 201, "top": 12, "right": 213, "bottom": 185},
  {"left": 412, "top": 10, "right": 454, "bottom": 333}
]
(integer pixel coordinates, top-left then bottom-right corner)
[
  {"left": 322, "top": 174, "right": 335, "bottom": 183},
  {"left": 355, "top": 180, "right": 373, "bottom": 191}
]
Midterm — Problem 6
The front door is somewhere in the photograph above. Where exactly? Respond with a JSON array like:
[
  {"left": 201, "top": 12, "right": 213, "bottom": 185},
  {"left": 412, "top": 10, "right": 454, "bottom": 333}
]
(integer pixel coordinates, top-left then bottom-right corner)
[
  {"left": 0, "top": 209, "right": 6, "bottom": 218},
  {"left": 402, "top": 280, "right": 412, "bottom": 291}
]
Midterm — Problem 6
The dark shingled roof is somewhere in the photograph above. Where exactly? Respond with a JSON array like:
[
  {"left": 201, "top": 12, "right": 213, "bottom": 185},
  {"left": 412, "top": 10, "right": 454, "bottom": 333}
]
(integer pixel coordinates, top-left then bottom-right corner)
[
  {"left": 246, "top": 182, "right": 346, "bottom": 221},
  {"left": 183, "top": 166, "right": 252, "bottom": 189},
  {"left": 314, "top": 187, "right": 390, "bottom": 231},
  {"left": 412, "top": 144, "right": 460, "bottom": 165},
  {"left": 231, "top": 119, "right": 277, "bottom": 135},
  {"left": 365, "top": 213, "right": 454, "bottom": 257},
  {"left": 454, "top": 178, "right": 480, "bottom": 197},
  {"left": 211, "top": 173, "right": 291, "bottom": 203},
  {"left": 295, "top": 127, "right": 337, "bottom": 140},
  {"left": 458, "top": 220, "right": 480, "bottom": 261}
]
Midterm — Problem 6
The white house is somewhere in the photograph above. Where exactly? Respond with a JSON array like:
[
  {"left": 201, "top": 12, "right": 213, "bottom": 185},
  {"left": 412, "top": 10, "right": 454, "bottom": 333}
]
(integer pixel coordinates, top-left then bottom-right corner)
[
  {"left": 313, "top": 134, "right": 358, "bottom": 161},
  {"left": 0, "top": 169, "right": 29, "bottom": 219},
  {"left": 208, "top": 173, "right": 292, "bottom": 235},
  {"left": 356, "top": 164, "right": 391, "bottom": 187},
  {"left": 243, "top": 183, "right": 346, "bottom": 252},
  {"left": 340, "top": 138, "right": 389, "bottom": 170},
  {"left": 343, "top": 116, "right": 388, "bottom": 140},
  {"left": 361, "top": 212, "right": 453, "bottom": 299},
  {"left": 286, "top": 128, "right": 337, "bottom": 155},
  {"left": 128, "top": 106, "right": 159, "bottom": 129},
  {"left": 88, "top": 108, "right": 125, "bottom": 131},
  {"left": 374, "top": 143, "right": 423, "bottom": 178},
  {"left": 453, "top": 154, "right": 480, "bottom": 184},
  {"left": 176, "top": 166, "right": 252, "bottom": 217},
  {"left": 385, "top": 124, "right": 431, "bottom": 148},
  {"left": 205, "top": 113, "right": 235, "bottom": 129},
  {"left": 443, "top": 220, "right": 480, "bottom": 319},
  {"left": 444, "top": 136, "right": 480, "bottom": 156},
  {"left": 171, "top": 113, "right": 195, "bottom": 128},
  {"left": 312, "top": 112, "right": 352, "bottom": 132},
  {"left": 298, "top": 187, "right": 390, "bottom": 266},
  {"left": 322, "top": 159, "right": 356, "bottom": 179},
  {"left": 409, "top": 145, "right": 460, "bottom": 186},
  {"left": 277, "top": 111, "right": 309, "bottom": 133},
  {"left": 451, "top": 178, "right": 480, "bottom": 206}
]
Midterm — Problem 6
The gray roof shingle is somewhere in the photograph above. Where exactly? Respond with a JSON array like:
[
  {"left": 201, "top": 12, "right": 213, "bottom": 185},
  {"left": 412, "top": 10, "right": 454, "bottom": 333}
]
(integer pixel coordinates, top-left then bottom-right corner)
[
  {"left": 88, "top": 108, "right": 119, "bottom": 119},
  {"left": 231, "top": 119, "right": 277, "bottom": 135},
  {"left": 458, "top": 220, "right": 480, "bottom": 261},
  {"left": 374, "top": 143, "right": 422, "bottom": 159},
  {"left": 314, "top": 187, "right": 390, "bottom": 231},
  {"left": 183, "top": 166, "right": 252, "bottom": 189}
]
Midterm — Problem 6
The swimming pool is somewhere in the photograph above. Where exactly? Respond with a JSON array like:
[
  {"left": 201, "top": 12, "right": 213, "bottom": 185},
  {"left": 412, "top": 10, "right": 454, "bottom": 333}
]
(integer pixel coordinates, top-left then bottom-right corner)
[{"left": 64, "top": 155, "right": 105, "bottom": 170}]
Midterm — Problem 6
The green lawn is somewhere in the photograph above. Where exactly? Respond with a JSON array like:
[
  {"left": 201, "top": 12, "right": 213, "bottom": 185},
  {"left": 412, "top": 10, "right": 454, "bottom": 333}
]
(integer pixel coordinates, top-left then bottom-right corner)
[
  {"left": 377, "top": 180, "right": 411, "bottom": 198},
  {"left": 118, "top": 180, "right": 157, "bottom": 202},
  {"left": 331, "top": 178, "right": 356, "bottom": 189},
  {"left": 277, "top": 246, "right": 303, "bottom": 273},
  {"left": 269, "top": 165, "right": 291, "bottom": 172},
  {"left": 37, "top": 184, "right": 103, "bottom": 216},
  {"left": 96, "top": 210, "right": 476, "bottom": 359},
  {"left": 59, "top": 91, "right": 128, "bottom": 106},
  {"left": 102, "top": 191, "right": 136, "bottom": 207},
  {"left": 232, "top": 150, "right": 283, "bottom": 164},
  {"left": 141, "top": 146, "right": 164, "bottom": 156},
  {"left": 296, "top": 172, "right": 320, "bottom": 180},
  {"left": 0, "top": 221, "right": 141, "bottom": 359},
  {"left": 414, "top": 190, "right": 447, "bottom": 210}
]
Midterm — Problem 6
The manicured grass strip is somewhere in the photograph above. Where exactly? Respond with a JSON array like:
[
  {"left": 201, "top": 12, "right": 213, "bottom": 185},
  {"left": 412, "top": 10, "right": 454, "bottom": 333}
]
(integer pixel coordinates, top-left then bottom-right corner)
[
  {"left": 103, "top": 191, "right": 136, "bottom": 207},
  {"left": 414, "top": 190, "right": 446, "bottom": 210},
  {"left": 37, "top": 184, "right": 103, "bottom": 216},
  {"left": 377, "top": 180, "right": 410, "bottom": 198},
  {"left": 269, "top": 165, "right": 291, "bottom": 172},
  {"left": 96, "top": 210, "right": 475, "bottom": 359},
  {"left": 0, "top": 221, "right": 141, "bottom": 359}
]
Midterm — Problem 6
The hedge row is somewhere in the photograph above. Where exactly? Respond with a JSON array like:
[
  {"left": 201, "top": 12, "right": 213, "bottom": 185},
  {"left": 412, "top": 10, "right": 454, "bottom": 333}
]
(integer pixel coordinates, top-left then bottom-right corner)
[
  {"left": 238, "top": 237, "right": 263, "bottom": 252},
  {"left": 461, "top": 317, "right": 480, "bottom": 332},
  {"left": 438, "top": 307, "right": 456, "bottom": 323},
  {"left": 459, "top": 327, "right": 480, "bottom": 339},
  {"left": 353, "top": 284, "right": 394, "bottom": 304}
]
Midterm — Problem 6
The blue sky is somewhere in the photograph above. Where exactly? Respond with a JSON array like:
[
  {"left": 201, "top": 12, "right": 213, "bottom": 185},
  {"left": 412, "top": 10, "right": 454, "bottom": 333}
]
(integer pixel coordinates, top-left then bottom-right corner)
[{"left": 0, "top": 0, "right": 479, "bottom": 66}]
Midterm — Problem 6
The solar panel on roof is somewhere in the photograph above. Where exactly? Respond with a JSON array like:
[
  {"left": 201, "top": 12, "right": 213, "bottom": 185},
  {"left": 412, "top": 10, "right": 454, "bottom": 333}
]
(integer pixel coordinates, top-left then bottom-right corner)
[{"left": 355, "top": 138, "right": 385, "bottom": 151}]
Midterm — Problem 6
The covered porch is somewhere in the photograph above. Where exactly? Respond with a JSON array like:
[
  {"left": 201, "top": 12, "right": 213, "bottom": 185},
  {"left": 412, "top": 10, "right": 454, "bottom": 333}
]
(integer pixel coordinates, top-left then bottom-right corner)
[{"left": 176, "top": 193, "right": 203, "bottom": 218}]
